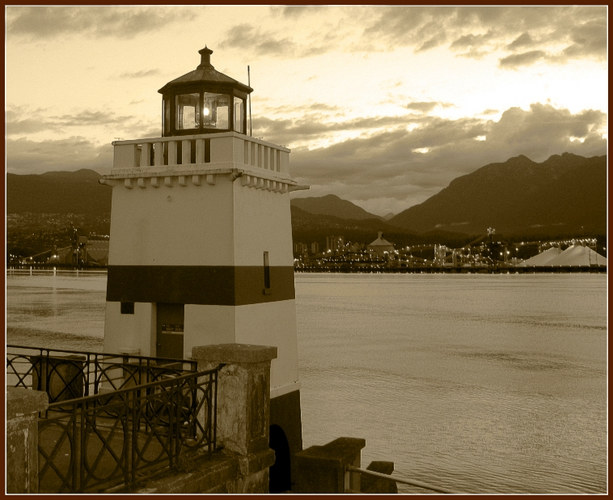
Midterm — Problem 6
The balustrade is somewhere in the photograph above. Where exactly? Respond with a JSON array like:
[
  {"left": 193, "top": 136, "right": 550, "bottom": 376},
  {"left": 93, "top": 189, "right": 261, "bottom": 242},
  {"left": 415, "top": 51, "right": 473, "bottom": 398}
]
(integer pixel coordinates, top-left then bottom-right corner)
[{"left": 112, "top": 132, "right": 289, "bottom": 174}]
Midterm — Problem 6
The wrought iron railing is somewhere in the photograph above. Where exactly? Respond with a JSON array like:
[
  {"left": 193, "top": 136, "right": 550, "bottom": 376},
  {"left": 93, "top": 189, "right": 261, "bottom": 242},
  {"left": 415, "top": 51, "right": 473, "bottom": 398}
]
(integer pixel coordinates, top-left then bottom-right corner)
[
  {"left": 6, "top": 345, "right": 197, "bottom": 403},
  {"left": 6, "top": 345, "right": 220, "bottom": 492},
  {"left": 37, "top": 368, "right": 219, "bottom": 492}
]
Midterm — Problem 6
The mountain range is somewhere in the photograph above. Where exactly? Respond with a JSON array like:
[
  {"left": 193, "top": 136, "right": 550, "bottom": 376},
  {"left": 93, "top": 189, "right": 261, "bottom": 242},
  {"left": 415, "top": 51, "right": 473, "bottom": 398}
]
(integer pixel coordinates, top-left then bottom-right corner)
[
  {"left": 7, "top": 169, "right": 112, "bottom": 215},
  {"left": 6, "top": 152, "right": 606, "bottom": 255},
  {"left": 389, "top": 153, "right": 606, "bottom": 236}
]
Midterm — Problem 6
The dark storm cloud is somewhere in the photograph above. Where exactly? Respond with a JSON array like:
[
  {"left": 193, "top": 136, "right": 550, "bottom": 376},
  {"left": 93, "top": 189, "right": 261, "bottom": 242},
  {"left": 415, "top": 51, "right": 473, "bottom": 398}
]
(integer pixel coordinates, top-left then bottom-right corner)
[
  {"left": 7, "top": 6, "right": 186, "bottom": 39},
  {"left": 6, "top": 137, "right": 113, "bottom": 174},
  {"left": 287, "top": 103, "right": 606, "bottom": 211}
]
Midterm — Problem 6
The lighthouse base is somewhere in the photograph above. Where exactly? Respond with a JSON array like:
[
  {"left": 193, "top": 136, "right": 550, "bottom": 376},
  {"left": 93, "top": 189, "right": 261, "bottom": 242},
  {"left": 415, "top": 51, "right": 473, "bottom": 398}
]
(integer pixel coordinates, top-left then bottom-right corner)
[{"left": 269, "top": 390, "right": 303, "bottom": 492}]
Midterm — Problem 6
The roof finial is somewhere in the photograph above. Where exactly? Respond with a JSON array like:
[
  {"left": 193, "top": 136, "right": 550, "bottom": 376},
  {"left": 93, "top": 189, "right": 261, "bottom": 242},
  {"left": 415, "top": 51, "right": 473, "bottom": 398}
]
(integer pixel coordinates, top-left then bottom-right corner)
[{"left": 198, "top": 46, "right": 214, "bottom": 69}]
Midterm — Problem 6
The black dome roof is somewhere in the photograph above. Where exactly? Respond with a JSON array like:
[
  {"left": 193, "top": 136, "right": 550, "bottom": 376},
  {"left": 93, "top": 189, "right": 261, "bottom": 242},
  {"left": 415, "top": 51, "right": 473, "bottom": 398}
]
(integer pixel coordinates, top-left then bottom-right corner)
[{"left": 158, "top": 47, "right": 252, "bottom": 95}]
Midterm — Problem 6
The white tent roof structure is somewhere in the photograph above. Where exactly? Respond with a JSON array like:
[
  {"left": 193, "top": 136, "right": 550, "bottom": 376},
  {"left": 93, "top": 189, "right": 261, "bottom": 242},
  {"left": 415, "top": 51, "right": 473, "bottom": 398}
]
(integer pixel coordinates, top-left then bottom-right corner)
[
  {"left": 519, "top": 245, "right": 606, "bottom": 267},
  {"left": 547, "top": 245, "right": 607, "bottom": 267},
  {"left": 518, "top": 247, "right": 562, "bottom": 267}
]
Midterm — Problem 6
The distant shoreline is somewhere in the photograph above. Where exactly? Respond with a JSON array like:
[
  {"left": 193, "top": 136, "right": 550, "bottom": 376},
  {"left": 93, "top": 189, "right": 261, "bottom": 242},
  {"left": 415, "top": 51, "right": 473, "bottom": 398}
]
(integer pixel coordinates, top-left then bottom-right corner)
[
  {"left": 295, "top": 265, "right": 606, "bottom": 274},
  {"left": 6, "top": 265, "right": 606, "bottom": 277}
]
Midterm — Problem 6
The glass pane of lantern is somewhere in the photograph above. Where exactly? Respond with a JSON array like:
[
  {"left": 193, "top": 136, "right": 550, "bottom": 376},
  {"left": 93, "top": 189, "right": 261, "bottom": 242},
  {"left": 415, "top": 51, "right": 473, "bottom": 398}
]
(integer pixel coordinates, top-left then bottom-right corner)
[
  {"left": 203, "top": 92, "right": 229, "bottom": 130},
  {"left": 176, "top": 93, "right": 200, "bottom": 130},
  {"left": 233, "top": 97, "right": 245, "bottom": 133},
  {"left": 164, "top": 99, "right": 171, "bottom": 135}
]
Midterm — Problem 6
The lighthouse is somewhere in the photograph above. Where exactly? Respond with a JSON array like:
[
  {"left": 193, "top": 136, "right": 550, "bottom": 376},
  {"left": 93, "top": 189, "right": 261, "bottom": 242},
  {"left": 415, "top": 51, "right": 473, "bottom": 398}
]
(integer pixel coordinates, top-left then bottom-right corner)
[{"left": 101, "top": 47, "right": 302, "bottom": 491}]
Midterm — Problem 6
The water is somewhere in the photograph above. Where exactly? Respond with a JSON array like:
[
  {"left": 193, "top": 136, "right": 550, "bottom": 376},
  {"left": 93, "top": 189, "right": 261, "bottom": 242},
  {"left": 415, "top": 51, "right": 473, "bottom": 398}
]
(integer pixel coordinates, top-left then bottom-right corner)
[{"left": 6, "top": 272, "right": 607, "bottom": 493}]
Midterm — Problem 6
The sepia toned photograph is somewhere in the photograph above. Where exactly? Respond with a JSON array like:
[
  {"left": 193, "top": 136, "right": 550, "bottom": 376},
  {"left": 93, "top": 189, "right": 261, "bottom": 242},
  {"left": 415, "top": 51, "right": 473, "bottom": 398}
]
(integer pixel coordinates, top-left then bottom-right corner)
[{"left": 5, "top": 5, "right": 607, "bottom": 495}]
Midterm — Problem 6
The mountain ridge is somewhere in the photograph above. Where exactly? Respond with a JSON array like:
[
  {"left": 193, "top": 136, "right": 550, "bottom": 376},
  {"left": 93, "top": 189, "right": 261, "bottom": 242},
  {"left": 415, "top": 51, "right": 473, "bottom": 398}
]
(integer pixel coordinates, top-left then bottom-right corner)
[
  {"left": 388, "top": 152, "right": 606, "bottom": 236},
  {"left": 290, "top": 194, "right": 380, "bottom": 221},
  {"left": 7, "top": 168, "right": 112, "bottom": 215},
  {"left": 6, "top": 152, "right": 606, "bottom": 257}
]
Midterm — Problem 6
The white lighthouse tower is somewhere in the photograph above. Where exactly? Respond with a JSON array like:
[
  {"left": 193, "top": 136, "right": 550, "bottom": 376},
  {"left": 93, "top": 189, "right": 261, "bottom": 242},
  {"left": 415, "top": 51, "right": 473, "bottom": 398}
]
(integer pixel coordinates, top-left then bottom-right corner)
[{"left": 101, "top": 47, "right": 301, "bottom": 491}]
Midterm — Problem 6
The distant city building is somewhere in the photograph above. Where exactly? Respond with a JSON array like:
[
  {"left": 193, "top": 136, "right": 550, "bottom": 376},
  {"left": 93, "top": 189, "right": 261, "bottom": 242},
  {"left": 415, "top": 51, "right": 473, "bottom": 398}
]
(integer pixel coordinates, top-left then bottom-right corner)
[
  {"left": 84, "top": 235, "right": 110, "bottom": 266},
  {"left": 294, "top": 242, "right": 308, "bottom": 255},
  {"left": 326, "top": 235, "right": 345, "bottom": 252},
  {"left": 45, "top": 234, "right": 109, "bottom": 267},
  {"left": 367, "top": 231, "right": 394, "bottom": 257}
]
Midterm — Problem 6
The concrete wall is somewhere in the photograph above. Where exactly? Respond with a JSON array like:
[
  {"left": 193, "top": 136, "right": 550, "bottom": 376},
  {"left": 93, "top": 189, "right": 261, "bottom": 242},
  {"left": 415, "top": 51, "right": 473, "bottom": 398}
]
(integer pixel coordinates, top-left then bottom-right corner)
[
  {"left": 184, "top": 301, "right": 299, "bottom": 395},
  {"left": 108, "top": 176, "right": 235, "bottom": 267},
  {"left": 104, "top": 164, "right": 299, "bottom": 393},
  {"left": 6, "top": 388, "right": 49, "bottom": 493},
  {"left": 233, "top": 183, "right": 293, "bottom": 266},
  {"left": 104, "top": 301, "right": 155, "bottom": 355},
  {"left": 234, "top": 301, "right": 299, "bottom": 397}
]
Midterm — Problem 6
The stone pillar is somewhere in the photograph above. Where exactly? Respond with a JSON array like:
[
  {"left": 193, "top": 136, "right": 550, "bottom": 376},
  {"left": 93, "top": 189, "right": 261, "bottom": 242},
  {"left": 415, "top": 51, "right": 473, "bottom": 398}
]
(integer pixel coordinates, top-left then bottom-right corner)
[
  {"left": 192, "top": 344, "right": 277, "bottom": 493},
  {"left": 6, "top": 387, "right": 49, "bottom": 493},
  {"left": 294, "top": 437, "right": 366, "bottom": 493}
]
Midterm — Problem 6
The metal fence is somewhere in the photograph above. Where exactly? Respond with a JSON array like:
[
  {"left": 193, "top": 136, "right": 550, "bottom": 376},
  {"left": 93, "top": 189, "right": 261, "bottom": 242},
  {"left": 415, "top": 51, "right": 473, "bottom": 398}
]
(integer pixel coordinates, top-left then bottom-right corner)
[
  {"left": 6, "top": 346, "right": 220, "bottom": 493},
  {"left": 6, "top": 345, "right": 198, "bottom": 402}
]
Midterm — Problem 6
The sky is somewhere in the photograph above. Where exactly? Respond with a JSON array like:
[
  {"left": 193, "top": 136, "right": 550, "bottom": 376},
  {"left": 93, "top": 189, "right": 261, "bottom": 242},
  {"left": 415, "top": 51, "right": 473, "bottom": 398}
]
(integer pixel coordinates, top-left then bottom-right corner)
[{"left": 5, "top": 5, "right": 608, "bottom": 216}]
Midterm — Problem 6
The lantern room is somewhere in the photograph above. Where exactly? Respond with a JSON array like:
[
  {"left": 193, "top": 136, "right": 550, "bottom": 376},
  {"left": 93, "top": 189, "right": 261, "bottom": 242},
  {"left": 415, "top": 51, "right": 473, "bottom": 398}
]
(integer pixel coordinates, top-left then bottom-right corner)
[{"left": 158, "top": 46, "right": 252, "bottom": 136}]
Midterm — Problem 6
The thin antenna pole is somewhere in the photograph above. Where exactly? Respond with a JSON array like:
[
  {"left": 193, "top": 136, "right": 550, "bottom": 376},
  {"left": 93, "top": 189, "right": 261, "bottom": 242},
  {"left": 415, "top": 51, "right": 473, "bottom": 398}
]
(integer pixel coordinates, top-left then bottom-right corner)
[{"left": 247, "top": 65, "right": 253, "bottom": 136}]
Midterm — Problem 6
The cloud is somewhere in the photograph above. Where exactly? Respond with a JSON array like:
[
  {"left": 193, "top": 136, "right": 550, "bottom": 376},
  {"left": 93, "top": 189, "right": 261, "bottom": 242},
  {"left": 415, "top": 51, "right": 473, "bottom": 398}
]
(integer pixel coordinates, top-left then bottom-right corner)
[
  {"left": 275, "top": 6, "right": 313, "bottom": 18},
  {"left": 287, "top": 103, "right": 606, "bottom": 213},
  {"left": 562, "top": 19, "right": 608, "bottom": 59},
  {"left": 220, "top": 23, "right": 298, "bottom": 57},
  {"left": 7, "top": 6, "right": 188, "bottom": 40},
  {"left": 6, "top": 137, "right": 113, "bottom": 174},
  {"left": 119, "top": 69, "right": 161, "bottom": 79},
  {"left": 499, "top": 50, "right": 547, "bottom": 68},
  {"left": 6, "top": 106, "right": 141, "bottom": 137},
  {"left": 451, "top": 31, "right": 494, "bottom": 50},
  {"left": 506, "top": 33, "right": 534, "bottom": 50},
  {"left": 406, "top": 102, "right": 438, "bottom": 113},
  {"left": 360, "top": 6, "right": 606, "bottom": 67}
]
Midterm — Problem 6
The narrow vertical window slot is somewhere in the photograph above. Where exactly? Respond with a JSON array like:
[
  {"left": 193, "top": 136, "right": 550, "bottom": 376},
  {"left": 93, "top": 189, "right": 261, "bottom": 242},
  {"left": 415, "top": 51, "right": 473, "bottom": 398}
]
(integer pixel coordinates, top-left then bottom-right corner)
[{"left": 263, "top": 251, "right": 271, "bottom": 294}]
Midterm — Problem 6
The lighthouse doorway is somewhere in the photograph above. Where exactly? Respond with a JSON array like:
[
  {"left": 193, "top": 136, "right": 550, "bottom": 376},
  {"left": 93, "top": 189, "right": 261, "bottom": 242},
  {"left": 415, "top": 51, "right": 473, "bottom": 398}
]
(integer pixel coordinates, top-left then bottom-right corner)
[
  {"left": 269, "top": 424, "right": 291, "bottom": 492},
  {"left": 155, "top": 303, "right": 185, "bottom": 359}
]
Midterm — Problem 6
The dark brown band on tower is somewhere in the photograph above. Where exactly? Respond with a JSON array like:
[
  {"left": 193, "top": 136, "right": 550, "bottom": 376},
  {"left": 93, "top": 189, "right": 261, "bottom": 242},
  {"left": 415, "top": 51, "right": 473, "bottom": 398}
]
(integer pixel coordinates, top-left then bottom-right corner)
[{"left": 106, "top": 265, "right": 295, "bottom": 305}]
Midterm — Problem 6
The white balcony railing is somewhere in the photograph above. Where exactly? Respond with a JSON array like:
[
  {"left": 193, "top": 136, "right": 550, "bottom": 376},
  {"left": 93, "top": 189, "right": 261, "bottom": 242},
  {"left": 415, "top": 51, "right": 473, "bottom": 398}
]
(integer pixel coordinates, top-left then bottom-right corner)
[{"left": 112, "top": 132, "right": 290, "bottom": 175}]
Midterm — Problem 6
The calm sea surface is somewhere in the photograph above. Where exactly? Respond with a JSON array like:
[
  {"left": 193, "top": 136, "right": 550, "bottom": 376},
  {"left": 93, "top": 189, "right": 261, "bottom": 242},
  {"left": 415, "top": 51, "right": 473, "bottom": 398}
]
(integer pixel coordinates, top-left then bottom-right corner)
[{"left": 6, "top": 272, "right": 607, "bottom": 493}]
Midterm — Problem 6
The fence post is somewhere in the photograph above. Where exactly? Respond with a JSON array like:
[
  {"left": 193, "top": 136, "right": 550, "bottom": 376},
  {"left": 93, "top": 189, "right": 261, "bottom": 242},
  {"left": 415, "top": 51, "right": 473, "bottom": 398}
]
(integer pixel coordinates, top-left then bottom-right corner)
[
  {"left": 192, "top": 344, "right": 277, "bottom": 493},
  {"left": 6, "top": 387, "right": 49, "bottom": 493},
  {"left": 294, "top": 437, "right": 366, "bottom": 493}
]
